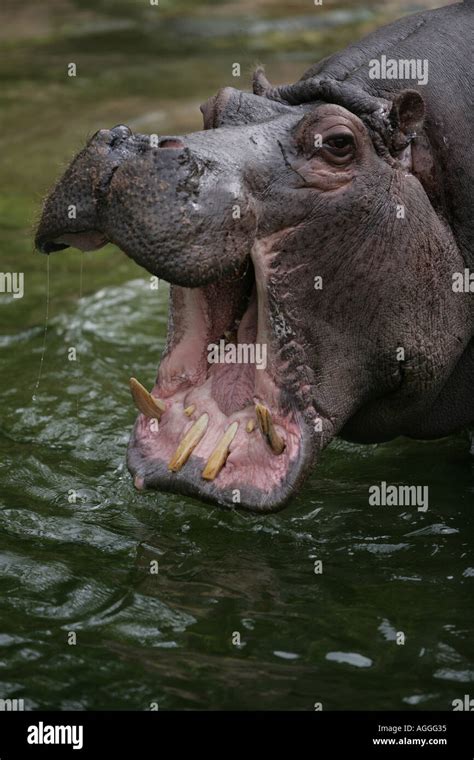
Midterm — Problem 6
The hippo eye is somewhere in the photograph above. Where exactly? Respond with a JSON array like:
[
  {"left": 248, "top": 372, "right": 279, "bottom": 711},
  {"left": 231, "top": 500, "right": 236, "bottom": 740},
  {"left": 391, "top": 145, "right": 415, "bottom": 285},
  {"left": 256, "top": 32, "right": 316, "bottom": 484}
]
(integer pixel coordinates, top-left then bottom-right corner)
[{"left": 323, "top": 133, "right": 355, "bottom": 159}]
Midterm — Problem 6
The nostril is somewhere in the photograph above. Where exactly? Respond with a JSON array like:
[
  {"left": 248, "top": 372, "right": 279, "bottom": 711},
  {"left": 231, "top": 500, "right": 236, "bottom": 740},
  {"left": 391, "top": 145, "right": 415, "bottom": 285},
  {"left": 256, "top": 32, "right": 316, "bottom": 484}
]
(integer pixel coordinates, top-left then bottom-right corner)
[
  {"left": 158, "top": 137, "right": 185, "bottom": 149},
  {"left": 111, "top": 124, "right": 131, "bottom": 139},
  {"left": 91, "top": 125, "right": 131, "bottom": 147},
  {"left": 110, "top": 124, "right": 132, "bottom": 146}
]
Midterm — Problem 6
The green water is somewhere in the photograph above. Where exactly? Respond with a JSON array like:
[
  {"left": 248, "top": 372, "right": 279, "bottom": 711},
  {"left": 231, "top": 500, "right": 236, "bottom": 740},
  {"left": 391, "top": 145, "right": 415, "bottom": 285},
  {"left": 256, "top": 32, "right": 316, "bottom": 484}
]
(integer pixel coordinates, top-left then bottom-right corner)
[{"left": 1, "top": 0, "right": 472, "bottom": 711}]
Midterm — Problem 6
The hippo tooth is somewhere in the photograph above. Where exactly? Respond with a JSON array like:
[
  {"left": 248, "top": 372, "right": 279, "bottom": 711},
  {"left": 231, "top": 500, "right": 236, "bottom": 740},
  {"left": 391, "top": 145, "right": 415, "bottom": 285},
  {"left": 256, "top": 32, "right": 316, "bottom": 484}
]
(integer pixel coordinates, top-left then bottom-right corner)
[
  {"left": 169, "top": 413, "right": 209, "bottom": 472},
  {"left": 246, "top": 419, "right": 255, "bottom": 433},
  {"left": 202, "top": 421, "right": 239, "bottom": 481},
  {"left": 129, "top": 377, "right": 166, "bottom": 419},
  {"left": 255, "top": 403, "right": 286, "bottom": 455},
  {"left": 184, "top": 404, "right": 196, "bottom": 417}
]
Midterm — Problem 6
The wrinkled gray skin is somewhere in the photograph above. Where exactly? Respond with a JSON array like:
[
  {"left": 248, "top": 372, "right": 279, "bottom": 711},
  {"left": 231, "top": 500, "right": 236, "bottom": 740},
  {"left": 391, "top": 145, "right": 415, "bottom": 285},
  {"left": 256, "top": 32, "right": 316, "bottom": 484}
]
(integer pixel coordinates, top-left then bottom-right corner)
[{"left": 36, "top": 1, "right": 473, "bottom": 512}]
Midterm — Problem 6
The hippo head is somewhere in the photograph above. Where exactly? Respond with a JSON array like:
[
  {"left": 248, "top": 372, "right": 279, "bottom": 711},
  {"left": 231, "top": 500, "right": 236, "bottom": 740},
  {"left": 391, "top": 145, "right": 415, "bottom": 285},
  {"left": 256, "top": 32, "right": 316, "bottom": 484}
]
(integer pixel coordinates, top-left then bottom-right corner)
[{"left": 35, "top": 71, "right": 469, "bottom": 512}]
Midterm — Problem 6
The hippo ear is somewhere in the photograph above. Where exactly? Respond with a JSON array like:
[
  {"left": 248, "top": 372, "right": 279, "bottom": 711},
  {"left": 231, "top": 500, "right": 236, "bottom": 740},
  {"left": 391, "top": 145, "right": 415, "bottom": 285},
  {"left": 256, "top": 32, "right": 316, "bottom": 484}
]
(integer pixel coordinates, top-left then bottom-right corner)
[
  {"left": 253, "top": 66, "right": 272, "bottom": 96},
  {"left": 390, "top": 90, "right": 425, "bottom": 139}
]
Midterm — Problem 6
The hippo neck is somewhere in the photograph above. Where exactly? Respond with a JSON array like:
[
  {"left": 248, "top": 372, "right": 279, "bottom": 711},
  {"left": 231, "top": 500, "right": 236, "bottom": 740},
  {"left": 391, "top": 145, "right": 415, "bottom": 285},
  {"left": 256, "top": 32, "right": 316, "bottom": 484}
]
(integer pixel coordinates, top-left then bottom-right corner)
[{"left": 403, "top": 339, "right": 474, "bottom": 438}]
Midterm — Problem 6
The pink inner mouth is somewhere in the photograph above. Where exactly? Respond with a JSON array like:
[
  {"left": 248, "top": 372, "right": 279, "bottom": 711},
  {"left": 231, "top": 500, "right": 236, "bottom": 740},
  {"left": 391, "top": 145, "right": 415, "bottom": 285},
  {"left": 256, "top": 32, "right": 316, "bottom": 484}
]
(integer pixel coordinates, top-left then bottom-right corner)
[{"left": 131, "top": 259, "right": 302, "bottom": 493}]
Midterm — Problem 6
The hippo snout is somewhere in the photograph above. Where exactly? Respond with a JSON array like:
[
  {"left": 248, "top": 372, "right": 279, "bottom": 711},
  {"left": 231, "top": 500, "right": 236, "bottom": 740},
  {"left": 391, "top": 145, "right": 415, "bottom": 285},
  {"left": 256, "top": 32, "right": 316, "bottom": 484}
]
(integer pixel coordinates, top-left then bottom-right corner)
[{"left": 35, "top": 125, "right": 192, "bottom": 259}]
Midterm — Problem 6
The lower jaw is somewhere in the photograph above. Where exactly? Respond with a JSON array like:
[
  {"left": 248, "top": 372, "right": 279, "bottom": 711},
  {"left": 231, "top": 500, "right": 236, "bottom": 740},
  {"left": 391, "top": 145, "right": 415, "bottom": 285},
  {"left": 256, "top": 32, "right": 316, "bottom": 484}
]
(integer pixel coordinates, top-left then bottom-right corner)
[
  {"left": 126, "top": 362, "right": 311, "bottom": 511},
  {"left": 127, "top": 415, "right": 314, "bottom": 513}
]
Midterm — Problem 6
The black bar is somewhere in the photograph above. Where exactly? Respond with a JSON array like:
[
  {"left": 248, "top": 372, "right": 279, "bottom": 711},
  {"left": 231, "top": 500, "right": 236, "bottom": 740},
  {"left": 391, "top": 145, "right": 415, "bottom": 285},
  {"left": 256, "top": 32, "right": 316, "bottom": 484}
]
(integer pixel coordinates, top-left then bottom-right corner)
[{"left": 0, "top": 711, "right": 472, "bottom": 758}]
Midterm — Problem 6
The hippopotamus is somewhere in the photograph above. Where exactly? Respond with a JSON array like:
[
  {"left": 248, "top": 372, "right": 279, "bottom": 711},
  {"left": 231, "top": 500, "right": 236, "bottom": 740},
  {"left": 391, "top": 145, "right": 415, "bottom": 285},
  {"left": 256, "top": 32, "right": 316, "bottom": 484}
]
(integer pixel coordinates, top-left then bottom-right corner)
[{"left": 36, "top": 0, "right": 473, "bottom": 512}]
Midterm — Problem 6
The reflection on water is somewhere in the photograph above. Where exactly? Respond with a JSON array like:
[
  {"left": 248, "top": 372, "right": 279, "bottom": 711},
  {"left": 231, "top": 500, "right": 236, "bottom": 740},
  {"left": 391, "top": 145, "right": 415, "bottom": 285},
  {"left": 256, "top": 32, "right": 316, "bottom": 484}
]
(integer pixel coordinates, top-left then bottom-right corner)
[{"left": 0, "top": 0, "right": 472, "bottom": 710}]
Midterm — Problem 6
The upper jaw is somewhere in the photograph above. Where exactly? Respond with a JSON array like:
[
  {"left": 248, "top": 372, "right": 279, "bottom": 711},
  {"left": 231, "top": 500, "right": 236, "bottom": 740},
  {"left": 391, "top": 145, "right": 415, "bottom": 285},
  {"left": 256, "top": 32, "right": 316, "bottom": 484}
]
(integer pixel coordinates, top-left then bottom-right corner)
[{"left": 35, "top": 126, "right": 140, "bottom": 255}]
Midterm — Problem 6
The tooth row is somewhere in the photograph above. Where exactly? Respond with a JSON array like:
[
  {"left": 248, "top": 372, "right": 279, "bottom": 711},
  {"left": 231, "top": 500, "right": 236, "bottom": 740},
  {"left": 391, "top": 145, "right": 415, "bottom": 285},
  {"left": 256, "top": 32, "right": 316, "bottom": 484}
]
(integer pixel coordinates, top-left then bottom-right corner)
[{"left": 129, "top": 379, "right": 286, "bottom": 481}]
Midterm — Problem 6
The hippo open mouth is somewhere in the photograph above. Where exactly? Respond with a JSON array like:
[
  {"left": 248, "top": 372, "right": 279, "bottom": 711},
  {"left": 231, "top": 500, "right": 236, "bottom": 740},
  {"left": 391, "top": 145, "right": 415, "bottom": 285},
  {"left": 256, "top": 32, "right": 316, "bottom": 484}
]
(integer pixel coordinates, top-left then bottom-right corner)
[
  {"left": 37, "top": 215, "right": 316, "bottom": 513},
  {"left": 126, "top": 252, "right": 311, "bottom": 512},
  {"left": 41, "top": 237, "right": 312, "bottom": 511}
]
